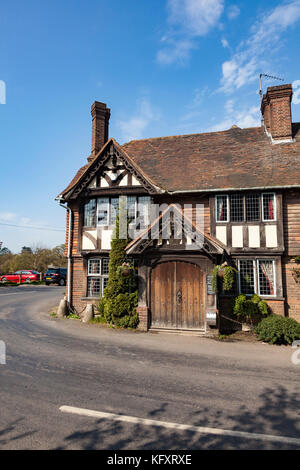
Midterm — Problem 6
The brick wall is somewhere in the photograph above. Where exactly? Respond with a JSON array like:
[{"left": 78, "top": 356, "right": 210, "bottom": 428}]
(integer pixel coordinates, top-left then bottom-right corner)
[
  {"left": 282, "top": 257, "right": 300, "bottom": 323},
  {"left": 282, "top": 189, "right": 300, "bottom": 322}
]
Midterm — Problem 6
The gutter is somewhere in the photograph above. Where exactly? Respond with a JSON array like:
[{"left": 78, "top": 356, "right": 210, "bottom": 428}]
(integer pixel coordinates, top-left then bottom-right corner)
[
  {"left": 55, "top": 195, "right": 72, "bottom": 306},
  {"left": 167, "top": 184, "right": 300, "bottom": 195}
]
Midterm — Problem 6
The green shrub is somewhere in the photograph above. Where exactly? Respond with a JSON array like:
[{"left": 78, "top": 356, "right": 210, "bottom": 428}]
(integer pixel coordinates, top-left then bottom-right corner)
[
  {"left": 102, "top": 207, "right": 138, "bottom": 329},
  {"left": 256, "top": 315, "right": 300, "bottom": 345},
  {"left": 233, "top": 294, "right": 269, "bottom": 323},
  {"left": 98, "top": 297, "right": 105, "bottom": 316}
]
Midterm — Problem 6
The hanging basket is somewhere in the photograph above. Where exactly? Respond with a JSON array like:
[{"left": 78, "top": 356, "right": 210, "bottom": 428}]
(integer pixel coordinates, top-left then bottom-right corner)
[
  {"left": 119, "top": 263, "right": 134, "bottom": 277},
  {"left": 121, "top": 267, "right": 131, "bottom": 277},
  {"left": 217, "top": 268, "right": 225, "bottom": 279}
]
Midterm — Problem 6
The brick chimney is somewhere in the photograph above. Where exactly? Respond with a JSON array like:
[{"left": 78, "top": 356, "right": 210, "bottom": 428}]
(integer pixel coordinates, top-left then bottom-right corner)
[
  {"left": 88, "top": 101, "right": 110, "bottom": 162},
  {"left": 261, "top": 84, "right": 293, "bottom": 143}
]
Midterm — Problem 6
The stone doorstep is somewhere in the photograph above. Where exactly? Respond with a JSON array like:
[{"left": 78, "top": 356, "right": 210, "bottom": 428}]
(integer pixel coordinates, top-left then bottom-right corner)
[{"left": 149, "top": 327, "right": 209, "bottom": 337}]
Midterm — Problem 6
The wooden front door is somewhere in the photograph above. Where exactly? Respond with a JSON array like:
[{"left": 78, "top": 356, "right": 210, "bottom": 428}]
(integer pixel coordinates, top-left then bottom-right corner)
[{"left": 150, "top": 261, "right": 205, "bottom": 330}]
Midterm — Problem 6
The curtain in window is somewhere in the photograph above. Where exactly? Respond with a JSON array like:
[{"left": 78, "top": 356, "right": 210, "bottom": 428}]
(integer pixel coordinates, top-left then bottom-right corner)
[
  {"left": 216, "top": 196, "right": 227, "bottom": 221},
  {"left": 259, "top": 260, "right": 275, "bottom": 296}
]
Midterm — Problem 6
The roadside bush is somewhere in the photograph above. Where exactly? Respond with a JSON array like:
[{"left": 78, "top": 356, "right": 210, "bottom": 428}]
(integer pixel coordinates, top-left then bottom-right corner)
[
  {"left": 255, "top": 315, "right": 300, "bottom": 345},
  {"left": 105, "top": 292, "right": 138, "bottom": 328}
]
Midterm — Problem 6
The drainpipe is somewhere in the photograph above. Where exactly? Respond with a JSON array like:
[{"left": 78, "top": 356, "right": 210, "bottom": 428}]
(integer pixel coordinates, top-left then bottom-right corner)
[{"left": 56, "top": 197, "right": 72, "bottom": 306}]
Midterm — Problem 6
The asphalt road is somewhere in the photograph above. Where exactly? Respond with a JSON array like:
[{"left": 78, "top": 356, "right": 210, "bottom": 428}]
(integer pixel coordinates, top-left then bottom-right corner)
[{"left": 0, "top": 285, "right": 299, "bottom": 450}]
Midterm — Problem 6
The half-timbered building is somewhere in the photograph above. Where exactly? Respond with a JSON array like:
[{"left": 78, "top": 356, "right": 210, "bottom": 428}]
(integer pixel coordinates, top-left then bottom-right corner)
[{"left": 57, "top": 83, "right": 300, "bottom": 332}]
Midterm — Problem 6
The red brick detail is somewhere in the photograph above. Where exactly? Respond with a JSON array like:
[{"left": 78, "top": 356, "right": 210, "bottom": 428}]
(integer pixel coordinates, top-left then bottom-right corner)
[
  {"left": 265, "top": 300, "right": 285, "bottom": 316},
  {"left": 137, "top": 306, "right": 149, "bottom": 331},
  {"left": 89, "top": 101, "right": 110, "bottom": 161},
  {"left": 261, "top": 84, "right": 293, "bottom": 141},
  {"left": 283, "top": 190, "right": 300, "bottom": 256}
]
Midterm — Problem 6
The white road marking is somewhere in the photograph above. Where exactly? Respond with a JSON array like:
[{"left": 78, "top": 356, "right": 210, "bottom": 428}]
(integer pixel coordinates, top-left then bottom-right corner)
[
  {"left": 0, "top": 292, "right": 37, "bottom": 296},
  {"left": 59, "top": 405, "right": 300, "bottom": 446}
]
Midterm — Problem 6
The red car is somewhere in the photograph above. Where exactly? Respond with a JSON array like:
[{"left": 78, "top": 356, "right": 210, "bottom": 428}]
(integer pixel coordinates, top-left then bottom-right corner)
[{"left": 0, "top": 270, "right": 41, "bottom": 284}]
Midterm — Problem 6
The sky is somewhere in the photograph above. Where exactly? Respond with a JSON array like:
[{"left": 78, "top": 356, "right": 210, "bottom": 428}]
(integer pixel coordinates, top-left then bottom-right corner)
[{"left": 1, "top": 0, "right": 300, "bottom": 253}]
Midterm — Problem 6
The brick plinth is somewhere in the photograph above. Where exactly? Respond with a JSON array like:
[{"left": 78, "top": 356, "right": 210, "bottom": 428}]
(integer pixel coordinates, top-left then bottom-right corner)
[{"left": 265, "top": 300, "right": 285, "bottom": 316}]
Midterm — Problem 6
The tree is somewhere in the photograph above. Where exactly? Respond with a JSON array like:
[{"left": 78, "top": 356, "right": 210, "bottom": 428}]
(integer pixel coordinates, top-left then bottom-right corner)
[
  {"left": 0, "top": 247, "right": 11, "bottom": 255},
  {"left": 102, "top": 210, "right": 138, "bottom": 328},
  {"left": 21, "top": 246, "right": 33, "bottom": 254},
  {"left": 0, "top": 245, "right": 67, "bottom": 274}
]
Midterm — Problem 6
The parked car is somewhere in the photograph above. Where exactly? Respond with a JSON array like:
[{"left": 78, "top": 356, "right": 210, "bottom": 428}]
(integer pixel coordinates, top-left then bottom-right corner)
[
  {"left": 43, "top": 268, "right": 67, "bottom": 286},
  {"left": 0, "top": 270, "right": 41, "bottom": 284}
]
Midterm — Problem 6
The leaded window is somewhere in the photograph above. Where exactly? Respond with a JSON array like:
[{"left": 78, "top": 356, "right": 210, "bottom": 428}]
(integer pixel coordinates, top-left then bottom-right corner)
[
  {"left": 84, "top": 196, "right": 151, "bottom": 227},
  {"left": 216, "top": 195, "right": 228, "bottom": 222},
  {"left": 246, "top": 194, "right": 260, "bottom": 221},
  {"left": 262, "top": 193, "right": 276, "bottom": 221},
  {"left": 83, "top": 199, "right": 96, "bottom": 227},
  {"left": 230, "top": 194, "right": 244, "bottom": 222},
  {"left": 238, "top": 260, "right": 256, "bottom": 295},
  {"left": 215, "top": 193, "right": 276, "bottom": 223},
  {"left": 110, "top": 197, "right": 120, "bottom": 225},
  {"left": 238, "top": 259, "right": 276, "bottom": 297},
  {"left": 258, "top": 260, "right": 275, "bottom": 296},
  {"left": 97, "top": 198, "right": 109, "bottom": 225},
  {"left": 87, "top": 258, "right": 109, "bottom": 297}
]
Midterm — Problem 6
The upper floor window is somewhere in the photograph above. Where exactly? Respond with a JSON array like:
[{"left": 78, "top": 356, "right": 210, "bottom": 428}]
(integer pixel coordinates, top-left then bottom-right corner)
[
  {"left": 216, "top": 193, "right": 275, "bottom": 223},
  {"left": 83, "top": 196, "right": 151, "bottom": 227},
  {"left": 83, "top": 199, "right": 97, "bottom": 227},
  {"left": 216, "top": 195, "right": 228, "bottom": 222}
]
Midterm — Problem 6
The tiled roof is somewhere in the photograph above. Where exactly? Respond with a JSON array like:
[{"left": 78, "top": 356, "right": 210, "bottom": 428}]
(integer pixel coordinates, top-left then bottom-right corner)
[
  {"left": 122, "top": 124, "right": 300, "bottom": 192},
  {"left": 60, "top": 123, "right": 300, "bottom": 198}
]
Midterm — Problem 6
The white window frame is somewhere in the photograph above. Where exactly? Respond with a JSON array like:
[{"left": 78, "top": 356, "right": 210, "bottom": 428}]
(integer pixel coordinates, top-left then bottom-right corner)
[
  {"left": 257, "top": 259, "right": 276, "bottom": 297},
  {"left": 96, "top": 195, "right": 151, "bottom": 228},
  {"left": 215, "top": 194, "right": 229, "bottom": 223},
  {"left": 262, "top": 193, "right": 276, "bottom": 222},
  {"left": 87, "top": 258, "right": 109, "bottom": 297},
  {"left": 238, "top": 258, "right": 276, "bottom": 298},
  {"left": 97, "top": 197, "right": 110, "bottom": 226},
  {"left": 238, "top": 259, "right": 257, "bottom": 295}
]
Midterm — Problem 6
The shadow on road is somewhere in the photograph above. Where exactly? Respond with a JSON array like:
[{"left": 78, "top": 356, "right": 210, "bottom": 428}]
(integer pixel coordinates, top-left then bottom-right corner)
[
  {"left": 0, "top": 418, "right": 37, "bottom": 447},
  {"left": 54, "top": 386, "right": 299, "bottom": 450}
]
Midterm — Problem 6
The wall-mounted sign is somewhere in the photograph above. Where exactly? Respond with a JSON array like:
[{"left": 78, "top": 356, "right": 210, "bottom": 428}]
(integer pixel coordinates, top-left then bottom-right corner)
[
  {"left": 206, "top": 275, "right": 215, "bottom": 295},
  {"left": 206, "top": 311, "right": 217, "bottom": 326}
]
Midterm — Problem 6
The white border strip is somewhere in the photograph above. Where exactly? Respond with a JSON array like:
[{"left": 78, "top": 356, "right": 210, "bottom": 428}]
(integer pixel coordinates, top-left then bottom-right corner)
[{"left": 59, "top": 406, "right": 300, "bottom": 446}]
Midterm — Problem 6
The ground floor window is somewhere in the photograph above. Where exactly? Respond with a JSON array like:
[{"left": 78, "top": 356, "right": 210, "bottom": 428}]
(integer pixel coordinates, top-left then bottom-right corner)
[
  {"left": 87, "top": 258, "right": 109, "bottom": 297},
  {"left": 238, "top": 259, "right": 276, "bottom": 297}
]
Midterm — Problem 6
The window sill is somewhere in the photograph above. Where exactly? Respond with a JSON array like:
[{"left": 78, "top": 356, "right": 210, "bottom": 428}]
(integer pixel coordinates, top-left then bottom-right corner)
[{"left": 81, "top": 296, "right": 99, "bottom": 300}]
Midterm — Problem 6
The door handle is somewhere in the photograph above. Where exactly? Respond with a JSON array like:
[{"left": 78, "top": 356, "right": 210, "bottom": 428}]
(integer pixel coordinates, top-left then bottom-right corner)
[{"left": 177, "top": 289, "right": 182, "bottom": 304}]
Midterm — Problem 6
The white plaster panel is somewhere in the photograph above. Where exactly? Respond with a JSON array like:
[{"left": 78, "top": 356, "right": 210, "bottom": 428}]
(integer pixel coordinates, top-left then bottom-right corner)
[
  {"left": 82, "top": 230, "right": 97, "bottom": 250},
  {"left": 232, "top": 226, "right": 243, "bottom": 247},
  {"left": 216, "top": 226, "right": 227, "bottom": 245},
  {"left": 248, "top": 225, "right": 260, "bottom": 248},
  {"left": 132, "top": 175, "right": 141, "bottom": 186},
  {"left": 265, "top": 225, "right": 278, "bottom": 247},
  {"left": 101, "top": 229, "right": 113, "bottom": 250}
]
